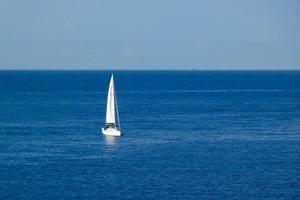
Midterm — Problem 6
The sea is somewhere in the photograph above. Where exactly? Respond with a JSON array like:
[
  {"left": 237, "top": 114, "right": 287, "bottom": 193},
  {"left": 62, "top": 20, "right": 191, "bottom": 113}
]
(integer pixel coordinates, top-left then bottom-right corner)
[{"left": 0, "top": 70, "right": 299, "bottom": 199}]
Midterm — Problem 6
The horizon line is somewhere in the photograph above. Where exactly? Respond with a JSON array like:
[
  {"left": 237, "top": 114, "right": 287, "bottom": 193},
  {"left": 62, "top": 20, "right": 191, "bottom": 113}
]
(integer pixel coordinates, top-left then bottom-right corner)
[{"left": 0, "top": 68, "right": 299, "bottom": 71}]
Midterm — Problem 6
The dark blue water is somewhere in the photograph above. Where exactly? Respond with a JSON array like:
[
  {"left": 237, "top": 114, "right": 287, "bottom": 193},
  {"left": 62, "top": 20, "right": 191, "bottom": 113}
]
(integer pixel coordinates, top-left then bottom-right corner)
[{"left": 0, "top": 71, "right": 299, "bottom": 199}]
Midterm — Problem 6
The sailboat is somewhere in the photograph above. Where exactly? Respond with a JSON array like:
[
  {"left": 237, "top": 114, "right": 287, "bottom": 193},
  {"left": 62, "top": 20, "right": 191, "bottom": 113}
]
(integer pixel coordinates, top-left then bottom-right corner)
[{"left": 102, "top": 74, "right": 121, "bottom": 136}]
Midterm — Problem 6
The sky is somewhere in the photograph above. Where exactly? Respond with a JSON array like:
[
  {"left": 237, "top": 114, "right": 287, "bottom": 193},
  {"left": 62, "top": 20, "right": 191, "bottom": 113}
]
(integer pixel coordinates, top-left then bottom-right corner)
[{"left": 0, "top": 0, "right": 299, "bottom": 70}]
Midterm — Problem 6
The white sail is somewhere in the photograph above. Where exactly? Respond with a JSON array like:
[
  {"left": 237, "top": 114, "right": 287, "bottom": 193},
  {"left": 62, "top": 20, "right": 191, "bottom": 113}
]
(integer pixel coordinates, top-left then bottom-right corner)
[{"left": 105, "top": 75, "right": 116, "bottom": 124}]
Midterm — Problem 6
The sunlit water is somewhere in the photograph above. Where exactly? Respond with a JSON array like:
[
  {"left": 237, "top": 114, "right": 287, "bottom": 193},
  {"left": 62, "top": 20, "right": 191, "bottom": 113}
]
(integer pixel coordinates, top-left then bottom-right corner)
[{"left": 0, "top": 71, "right": 299, "bottom": 199}]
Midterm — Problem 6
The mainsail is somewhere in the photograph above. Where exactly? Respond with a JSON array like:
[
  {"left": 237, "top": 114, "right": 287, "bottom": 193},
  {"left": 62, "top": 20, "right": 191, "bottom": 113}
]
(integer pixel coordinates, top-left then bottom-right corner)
[{"left": 105, "top": 75, "right": 116, "bottom": 125}]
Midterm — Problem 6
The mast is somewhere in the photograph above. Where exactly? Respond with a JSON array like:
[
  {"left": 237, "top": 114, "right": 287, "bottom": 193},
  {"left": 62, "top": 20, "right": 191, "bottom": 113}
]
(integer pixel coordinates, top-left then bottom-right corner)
[{"left": 115, "top": 86, "right": 121, "bottom": 130}]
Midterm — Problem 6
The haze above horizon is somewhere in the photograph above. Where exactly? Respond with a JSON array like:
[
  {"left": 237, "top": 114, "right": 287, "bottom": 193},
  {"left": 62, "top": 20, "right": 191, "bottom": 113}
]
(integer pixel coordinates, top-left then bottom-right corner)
[{"left": 0, "top": 0, "right": 299, "bottom": 70}]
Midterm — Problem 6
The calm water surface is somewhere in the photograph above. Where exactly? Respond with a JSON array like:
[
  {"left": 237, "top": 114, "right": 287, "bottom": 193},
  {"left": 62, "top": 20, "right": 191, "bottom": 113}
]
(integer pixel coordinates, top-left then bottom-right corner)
[{"left": 0, "top": 71, "right": 299, "bottom": 199}]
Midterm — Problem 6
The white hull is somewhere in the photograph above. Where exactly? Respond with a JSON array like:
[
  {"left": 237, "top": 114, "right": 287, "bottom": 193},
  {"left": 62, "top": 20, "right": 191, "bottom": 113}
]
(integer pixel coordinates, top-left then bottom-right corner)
[{"left": 102, "top": 128, "right": 121, "bottom": 136}]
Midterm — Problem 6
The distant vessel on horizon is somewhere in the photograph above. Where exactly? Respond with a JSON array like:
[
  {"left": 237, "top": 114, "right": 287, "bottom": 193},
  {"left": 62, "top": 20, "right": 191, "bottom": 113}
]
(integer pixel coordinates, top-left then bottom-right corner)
[{"left": 102, "top": 74, "right": 121, "bottom": 136}]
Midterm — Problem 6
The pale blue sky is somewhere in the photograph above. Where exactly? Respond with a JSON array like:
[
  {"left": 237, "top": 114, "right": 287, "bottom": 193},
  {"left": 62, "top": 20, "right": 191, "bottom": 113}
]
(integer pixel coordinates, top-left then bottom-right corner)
[{"left": 0, "top": 0, "right": 299, "bottom": 70}]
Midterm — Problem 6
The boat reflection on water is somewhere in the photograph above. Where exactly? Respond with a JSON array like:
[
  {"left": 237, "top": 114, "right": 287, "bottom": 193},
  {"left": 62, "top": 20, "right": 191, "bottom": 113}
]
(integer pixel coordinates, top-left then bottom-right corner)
[{"left": 104, "top": 135, "right": 117, "bottom": 146}]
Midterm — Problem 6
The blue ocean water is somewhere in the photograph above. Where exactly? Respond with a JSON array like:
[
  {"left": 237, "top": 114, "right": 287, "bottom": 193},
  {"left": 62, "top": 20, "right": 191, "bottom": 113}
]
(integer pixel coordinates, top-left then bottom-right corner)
[{"left": 0, "top": 71, "right": 299, "bottom": 199}]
